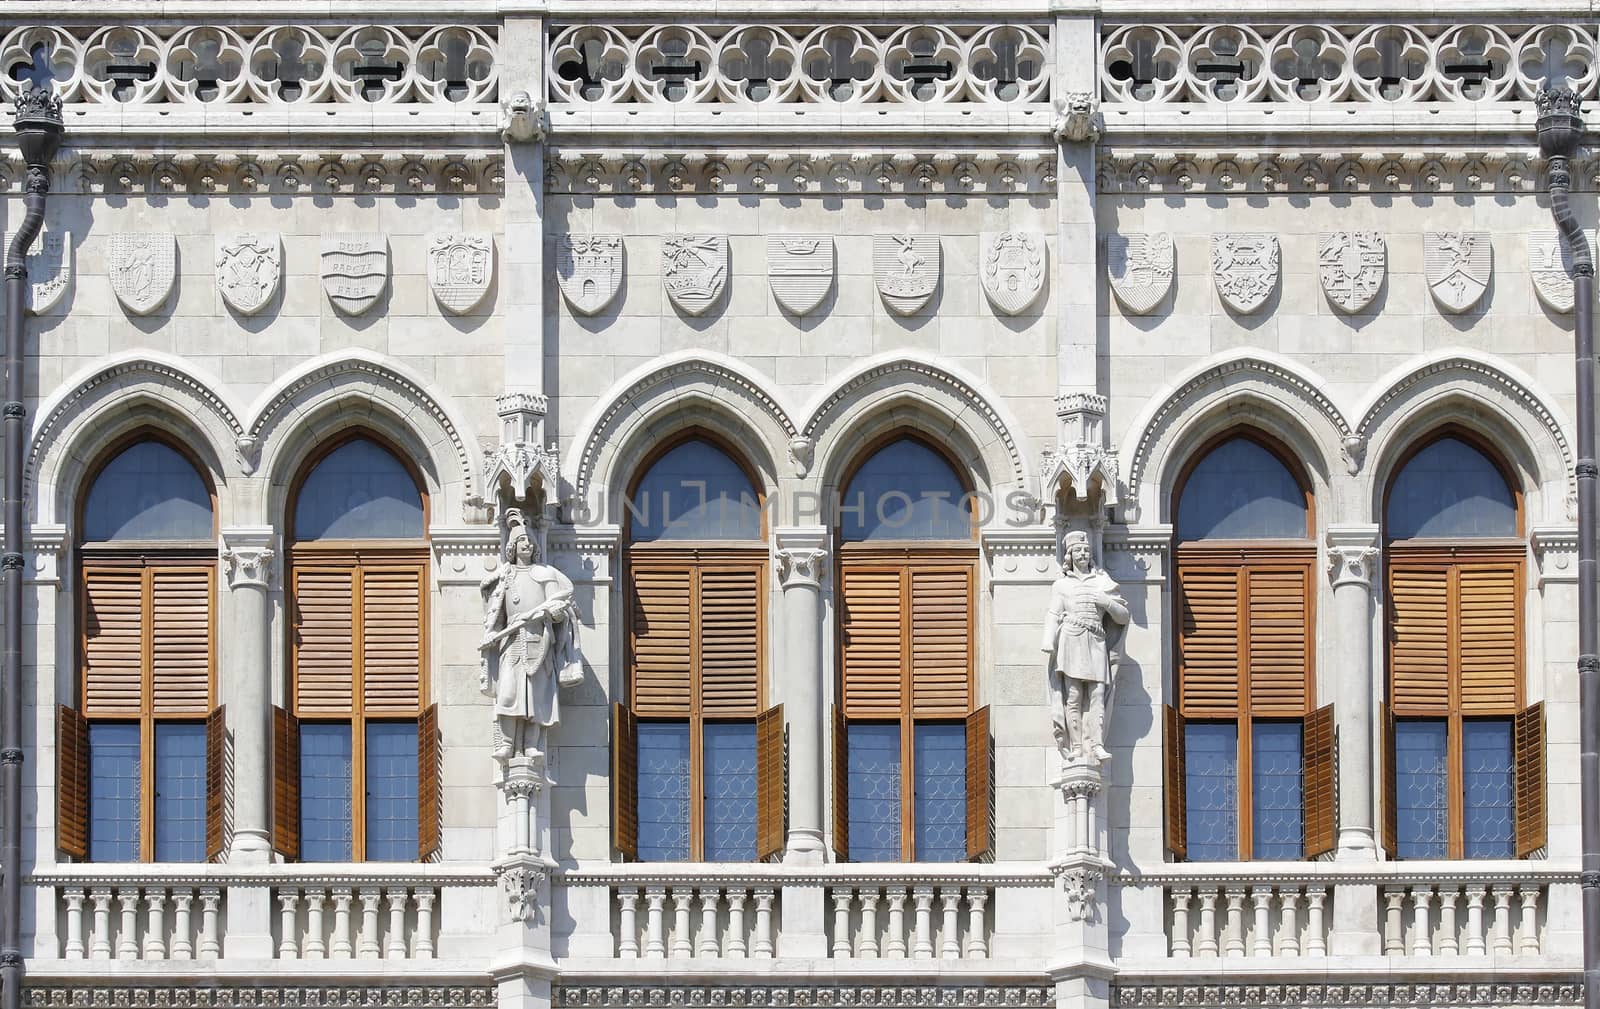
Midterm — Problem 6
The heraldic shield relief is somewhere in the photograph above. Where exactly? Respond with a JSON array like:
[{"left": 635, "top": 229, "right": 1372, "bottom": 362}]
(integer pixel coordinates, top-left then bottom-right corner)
[
  {"left": 768, "top": 236, "right": 835, "bottom": 315},
  {"left": 662, "top": 234, "right": 728, "bottom": 316},
  {"left": 1105, "top": 233, "right": 1174, "bottom": 315},
  {"left": 556, "top": 234, "right": 624, "bottom": 316},
  {"left": 1425, "top": 232, "right": 1492, "bottom": 314},
  {"left": 215, "top": 232, "right": 282, "bottom": 315},
  {"left": 1528, "top": 231, "right": 1586, "bottom": 314},
  {"left": 107, "top": 233, "right": 176, "bottom": 316},
  {"left": 4, "top": 227, "right": 69, "bottom": 315},
  {"left": 428, "top": 233, "right": 494, "bottom": 315},
  {"left": 980, "top": 232, "right": 1045, "bottom": 316},
  {"left": 1318, "top": 231, "right": 1386, "bottom": 314},
  {"left": 874, "top": 234, "right": 940, "bottom": 316},
  {"left": 1211, "top": 233, "right": 1280, "bottom": 314},
  {"left": 320, "top": 234, "right": 389, "bottom": 316}
]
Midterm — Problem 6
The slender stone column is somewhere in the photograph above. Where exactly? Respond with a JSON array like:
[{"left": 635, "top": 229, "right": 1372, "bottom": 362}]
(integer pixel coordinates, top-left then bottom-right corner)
[
  {"left": 220, "top": 527, "right": 277, "bottom": 863},
  {"left": 1326, "top": 524, "right": 1380, "bottom": 860},
  {"left": 774, "top": 526, "right": 829, "bottom": 865}
]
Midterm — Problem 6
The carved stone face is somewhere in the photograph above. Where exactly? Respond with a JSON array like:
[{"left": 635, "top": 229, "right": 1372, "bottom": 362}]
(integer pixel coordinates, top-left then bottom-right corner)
[
  {"left": 1068, "top": 543, "right": 1092, "bottom": 573},
  {"left": 511, "top": 530, "right": 536, "bottom": 565}
]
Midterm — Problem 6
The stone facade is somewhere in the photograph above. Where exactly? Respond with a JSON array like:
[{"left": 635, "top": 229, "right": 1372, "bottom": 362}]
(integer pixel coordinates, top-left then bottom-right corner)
[{"left": 0, "top": 5, "right": 1590, "bottom": 1009}]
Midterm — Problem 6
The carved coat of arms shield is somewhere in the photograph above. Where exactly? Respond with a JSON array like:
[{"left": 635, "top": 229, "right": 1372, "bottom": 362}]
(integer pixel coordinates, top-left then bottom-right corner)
[
  {"left": 1211, "top": 234, "right": 1280, "bottom": 313},
  {"left": 1318, "top": 231, "right": 1386, "bottom": 314},
  {"left": 1425, "top": 231, "right": 1492, "bottom": 313},
  {"left": 1528, "top": 231, "right": 1586, "bottom": 314},
  {"left": 1105, "top": 233, "right": 1174, "bottom": 315},
  {"left": 662, "top": 235, "right": 728, "bottom": 316},
  {"left": 215, "top": 232, "right": 282, "bottom": 315},
  {"left": 768, "top": 236, "right": 835, "bottom": 315},
  {"left": 556, "top": 234, "right": 623, "bottom": 316},
  {"left": 3, "top": 227, "right": 69, "bottom": 315},
  {"left": 321, "top": 234, "right": 389, "bottom": 316},
  {"left": 107, "top": 233, "right": 176, "bottom": 316},
  {"left": 428, "top": 233, "right": 494, "bottom": 315},
  {"left": 980, "top": 232, "right": 1046, "bottom": 316},
  {"left": 873, "top": 234, "right": 940, "bottom": 316}
]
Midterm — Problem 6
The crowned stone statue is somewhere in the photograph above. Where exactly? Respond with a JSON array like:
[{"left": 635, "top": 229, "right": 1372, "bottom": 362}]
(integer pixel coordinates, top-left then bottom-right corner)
[
  {"left": 1041, "top": 530, "right": 1130, "bottom": 767},
  {"left": 480, "top": 508, "right": 584, "bottom": 761}
]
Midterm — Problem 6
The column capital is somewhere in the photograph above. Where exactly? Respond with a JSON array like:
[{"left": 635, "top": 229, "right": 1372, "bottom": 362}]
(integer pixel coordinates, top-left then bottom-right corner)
[
  {"left": 220, "top": 526, "right": 278, "bottom": 590},
  {"left": 1325, "top": 525, "right": 1380, "bottom": 588},
  {"left": 774, "top": 526, "right": 830, "bottom": 588}
]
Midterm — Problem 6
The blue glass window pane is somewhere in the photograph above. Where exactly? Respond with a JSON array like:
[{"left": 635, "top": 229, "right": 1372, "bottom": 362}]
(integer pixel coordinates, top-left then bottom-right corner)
[
  {"left": 637, "top": 722, "right": 691, "bottom": 861},
  {"left": 83, "top": 441, "right": 212, "bottom": 541},
  {"left": 1395, "top": 720, "right": 1449, "bottom": 859},
  {"left": 294, "top": 439, "right": 424, "bottom": 541},
  {"left": 629, "top": 440, "right": 762, "bottom": 542},
  {"left": 1251, "top": 722, "right": 1304, "bottom": 860},
  {"left": 703, "top": 723, "right": 758, "bottom": 861},
  {"left": 299, "top": 723, "right": 353, "bottom": 862},
  {"left": 154, "top": 723, "right": 207, "bottom": 862},
  {"left": 847, "top": 723, "right": 902, "bottom": 861},
  {"left": 366, "top": 722, "right": 419, "bottom": 861},
  {"left": 1386, "top": 437, "right": 1516, "bottom": 540},
  {"left": 1176, "top": 437, "right": 1308, "bottom": 541},
  {"left": 914, "top": 723, "right": 967, "bottom": 862},
  {"left": 1184, "top": 721, "right": 1238, "bottom": 860},
  {"left": 1463, "top": 719, "right": 1515, "bottom": 858},
  {"left": 841, "top": 438, "right": 971, "bottom": 542},
  {"left": 89, "top": 723, "right": 141, "bottom": 862}
]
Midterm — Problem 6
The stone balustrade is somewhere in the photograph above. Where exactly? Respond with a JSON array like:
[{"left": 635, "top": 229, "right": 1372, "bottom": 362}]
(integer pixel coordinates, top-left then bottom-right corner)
[
  {"left": 611, "top": 884, "right": 778, "bottom": 959},
  {"left": 1165, "top": 881, "right": 1330, "bottom": 958},
  {"left": 272, "top": 884, "right": 439, "bottom": 960},
  {"left": 54, "top": 884, "right": 223, "bottom": 961},
  {"left": 1380, "top": 881, "right": 1544, "bottom": 958}
]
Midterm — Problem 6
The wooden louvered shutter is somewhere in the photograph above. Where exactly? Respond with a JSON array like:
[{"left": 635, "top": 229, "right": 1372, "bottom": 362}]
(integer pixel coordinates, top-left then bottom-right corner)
[
  {"left": 756, "top": 703, "right": 786, "bottom": 861},
  {"left": 612, "top": 702, "right": 638, "bottom": 859},
  {"left": 911, "top": 567, "right": 972, "bottom": 717},
  {"left": 841, "top": 565, "right": 904, "bottom": 717},
  {"left": 82, "top": 567, "right": 144, "bottom": 715},
  {"left": 1457, "top": 563, "right": 1520, "bottom": 713},
  {"left": 418, "top": 703, "right": 441, "bottom": 861},
  {"left": 1177, "top": 568, "right": 1240, "bottom": 716},
  {"left": 1380, "top": 702, "right": 1397, "bottom": 858},
  {"left": 1302, "top": 703, "right": 1336, "bottom": 859},
  {"left": 630, "top": 564, "right": 692, "bottom": 715},
  {"left": 1247, "top": 567, "right": 1309, "bottom": 715},
  {"left": 205, "top": 704, "right": 228, "bottom": 861},
  {"left": 832, "top": 705, "right": 848, "bottom": 861},
  {"left": 56, "top": 704, "right": 90, "bottom": 860},
  {"left": 965, "top": 705, "right": 993, "bottom": 861},
  {"left": 151, "top": 567, "right": 213, "bottom": 714},
  {"left": 1389, "top": 565, "right": 1450, "bottom": 714},
  {"left": 1163, "top": 704, "right": 1186, "bottom": 859},
  {"left": 272, "top": 704, "right": 301, "bottom": 861},
  {"left": 293, "top": 567, "right": 355, "bottom": 715},
  {"left": 700, "top": 566, "right": 761, "bottom": 717},
  {"left": 1514, "top": 701, "right": 1546, "bottom": 858},
  {"left": 363, "top": 565, "right": 424, "bottom": 714}
]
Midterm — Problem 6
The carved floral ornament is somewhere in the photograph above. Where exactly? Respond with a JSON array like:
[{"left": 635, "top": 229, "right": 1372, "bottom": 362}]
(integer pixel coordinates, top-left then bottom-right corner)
[{"left": 1096, "top": 150, "right": 1560, "bottom": 196}]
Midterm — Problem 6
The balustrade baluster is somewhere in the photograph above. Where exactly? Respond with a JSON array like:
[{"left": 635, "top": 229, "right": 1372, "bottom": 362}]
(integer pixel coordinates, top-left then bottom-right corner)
[
  {"left": 1276, "top": 888, "right": 1301, "bottom": 957},
  {"left": 140, "top": 889, "right": 168, "bottom": 959},
  {"left": 831, "top": 888, "right": 854, "bottom": 957},
  {"left": 413, "top": 889, "right": 436, "bottom": 959},
  {"left": 1195, "top": 889, "right": 1219, "bottom": 957},
  {"left": 89, "top": 888, "right": 113, "bottom": 960},
  {"left": 938, "top": 888, "right": 962, "bottom": 959},
  {"left": 964, "top": 887, "right": 989, "bottom": 959},
  {"left": 303, "top": 890, "right": 327, "bottom": 959},
  {"left": 1490, "top": 886, "right": 1514, "bottom": 955},
  {"left": 1249, "top": 887, "right": 1273, "bottom": 956},
  {"left": 1437, "top": 886, "right": 1460, "bottom": 955},
  {"left": 197, "top": 887, "right": 222, "bottom": 958},
  {"left": 911, "top": 886, "right": 935, "bottom": 959},
  {"left": 751, "top": 887, "right": 775, "bottom": 958},
  {"left": 278, "top": 890, "right": 301, "bottom": 958},
  {"left": 696, "top": 887, "right": 722, "bottom": 957},
  {"left": 1463, "top": 887, "right": 1488, "bottom": 956},
  {"left": 170, "top": 891, "right": 194, "bottom": 960},
  {"left": 1410, "top": 885, "right": 1435, "bottom": 956},
  {"left": 1222, "top": 888, "right": 1246, "bottom": 957},
  {"left": 385, "top": 888, "right": 409, "bottom": 958},
  {"left": 644, "top": 886, "right": 667, "bottom": 958},
  {"left": 330, "top": 888, "right": 354, "bottom": 958},
  {"left": 1304, "top": 887, "right": 1327, "bottom": 956},
  {"left": 357, "top": 887, "right": 383, "bottom": 959},
  {"left": 1517, "top": 885, "right": 1541, "bottom": 955},
  {"left": 116, "top": 888, "right": 141, "bottom": 959},
  {"left": 725, "top": 888, "right": 748, "bottom": 958},
  {"left": 670, "top": 887, "right": 694, "bottom": 958},
  {"left": 884, "top": 887, "right": 908, "bottom": 958},
  {"left": 857, "top": 888, "right": 881, "bottom": 958},
  {"left": 1169, "top": 889, "right": 1193, "bottom": 958},
  {"left": 63, "top": 889, "right": 86, "bottom": 959},
  {"left": 1382, "top": 887, "right": 1406, "bottom": 955},
  {"left": 617, "top": 888, "right": 641, "bottom": 958}
]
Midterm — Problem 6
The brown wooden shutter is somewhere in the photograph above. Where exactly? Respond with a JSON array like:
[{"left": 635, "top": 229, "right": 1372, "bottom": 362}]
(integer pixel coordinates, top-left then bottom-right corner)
[
  {"left": 1177, "top": 568, "right": 1241, "bottom": 717},
  {"left": 272, "top": 704, "right": 301, "bottom": 861},
  {"left": 1302, "top": 703, "right": 1336, "bottom": 859},
  {"left": 1389, "top": 565, "right": 1450, "bottom": 714},
  {"left": 1163, "top": 704, "right": 1186, "bottom": 860},
  {"left": 612, "top": 702, "right": 638, "bottom": 859},
  {"left": 293, "top": 567, "right": 356, "bottom": 715},
  {"left": 756, "top": 703, "right": 785, "bottom": 861},
  {"left": 700, "top": 566, "right": 761, "bottom": 717},
  {"left": 840, "top": 565, "right": 904, "bottom": 718},
  {"left": 832, "top": 704, "right": 849, "bottom": 861},
  {"left": 205, "top": 704, "right": 228, "bottom": 861},
  {"left": 418, "top": 702, "right": 441, "bottom": 861},
  {"left": 82, "top": 567, "right": 144, "bottom": 716},
  {"left": 56, "top": 704, "right": 90, "bottom": 860},
  {"left": 1514, "top": 701, "right": 1546, "bottom": 858},
  {"left": 1380, "top": 702, "right": 1397, "bottom": 858},
  {"left": 150, "top": 567, "right": 213, "bottom": 714},
  {"left": 362, "top": 565, "right": 425, "bottom": 714},
  {"left": 965, "top": 704, "right": 993, "bottom": 861},
  {"left": 1247, "top": 567, "right": 1309, "bottom": 715},
  {"left": 911, "top": 567, "right": 972, "bottom": 717},
  {"left": 1457, "top": 563, "right": 1520, "bottom": 713},
  {"left": 630, "top": 564, "right": 693, "bottom": 716}
]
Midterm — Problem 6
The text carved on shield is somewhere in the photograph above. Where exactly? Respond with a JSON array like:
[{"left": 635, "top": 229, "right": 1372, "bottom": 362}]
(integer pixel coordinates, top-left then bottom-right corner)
[
  {"left": 556, "top": 235, "right": 623, "bottom": 316},
  {"left": 321, "top": 234, "right": 389, "bottom": 316}
]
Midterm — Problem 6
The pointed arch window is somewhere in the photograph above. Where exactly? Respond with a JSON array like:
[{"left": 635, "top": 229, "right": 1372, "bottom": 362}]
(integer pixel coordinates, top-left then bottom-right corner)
[{"left": 58, "top": 437, "right": 222, "bottom": 863}]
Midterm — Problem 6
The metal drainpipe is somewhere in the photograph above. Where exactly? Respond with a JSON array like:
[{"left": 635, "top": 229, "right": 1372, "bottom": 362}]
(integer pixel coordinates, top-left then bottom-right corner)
[
  {"left": 3, "top": 89, "right": 61, "bottom": 1009},
  {"left": 1538, "top": 87, "right": 1598, "bottom": 1009}
]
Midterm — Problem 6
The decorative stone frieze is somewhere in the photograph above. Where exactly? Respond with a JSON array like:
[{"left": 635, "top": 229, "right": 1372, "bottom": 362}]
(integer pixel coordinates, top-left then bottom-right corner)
[
  {"left": 1096, "top": 150, "right": 1552, "bottom": 195},
  {"left": 1111, "top": 980, "right": 1581, "bottom": 1008},
  {"left": 552, "top": 987, "right": 1054, "bottom": 1008},
  {"left": 1425, "top": 231, "right": 1493, "bottom": 313},
  {"left": 2, "top": 225, "right": 69, "bottom": 314},
  {"left": 24, "top": 989, "right": 497, "bottom": 1008},
  {"left": 2, "top": 151, "right": 504, "bottom": 197}
]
